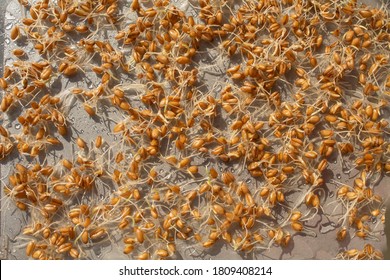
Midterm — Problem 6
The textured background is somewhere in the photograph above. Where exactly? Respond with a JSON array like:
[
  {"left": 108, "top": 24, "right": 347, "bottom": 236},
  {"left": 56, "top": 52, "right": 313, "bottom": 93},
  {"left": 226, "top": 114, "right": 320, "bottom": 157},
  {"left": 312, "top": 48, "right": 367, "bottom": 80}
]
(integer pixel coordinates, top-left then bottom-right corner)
[{"left": 0, "top": 0, "right": 389, "bottom": 260}]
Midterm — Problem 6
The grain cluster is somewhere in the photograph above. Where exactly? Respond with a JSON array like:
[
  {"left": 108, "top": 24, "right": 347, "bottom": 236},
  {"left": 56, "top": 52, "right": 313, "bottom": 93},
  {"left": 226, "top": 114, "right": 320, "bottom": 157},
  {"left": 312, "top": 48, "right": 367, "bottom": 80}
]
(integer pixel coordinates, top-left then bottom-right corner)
[{"left": 0, "top": 0, "right": 389, "bottom": 260}]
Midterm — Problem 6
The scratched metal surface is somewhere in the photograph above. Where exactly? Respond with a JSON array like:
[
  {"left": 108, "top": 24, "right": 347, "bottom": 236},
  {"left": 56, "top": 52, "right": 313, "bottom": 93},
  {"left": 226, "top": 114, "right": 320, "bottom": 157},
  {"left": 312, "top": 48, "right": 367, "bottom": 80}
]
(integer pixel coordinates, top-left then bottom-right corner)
[{"left": 0, "top": 0, "right": 389, "bottom": 260}]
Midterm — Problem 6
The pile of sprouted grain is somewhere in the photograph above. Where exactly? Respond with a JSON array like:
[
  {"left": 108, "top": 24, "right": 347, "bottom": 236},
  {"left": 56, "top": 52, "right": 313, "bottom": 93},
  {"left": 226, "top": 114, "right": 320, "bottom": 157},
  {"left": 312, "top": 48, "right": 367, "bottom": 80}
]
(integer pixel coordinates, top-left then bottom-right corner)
[{"left": 0, "top": 0, "right": 389, "bottom": 260}]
